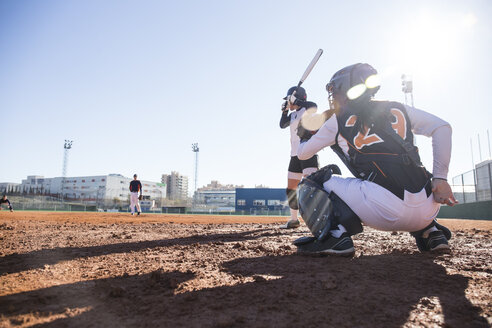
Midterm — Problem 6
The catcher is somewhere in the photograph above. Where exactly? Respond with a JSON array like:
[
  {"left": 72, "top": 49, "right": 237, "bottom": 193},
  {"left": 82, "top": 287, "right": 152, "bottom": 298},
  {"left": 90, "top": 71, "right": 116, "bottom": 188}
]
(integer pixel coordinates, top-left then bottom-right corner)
[
  {"left": 294, "top": 63, "right": 457, "bottom": 256},
  {"left": 0, "top": 195, "right": 14, "bottom": 212},
  {"left": 129, "top": 174, "right": 143, "bottom": 215}
]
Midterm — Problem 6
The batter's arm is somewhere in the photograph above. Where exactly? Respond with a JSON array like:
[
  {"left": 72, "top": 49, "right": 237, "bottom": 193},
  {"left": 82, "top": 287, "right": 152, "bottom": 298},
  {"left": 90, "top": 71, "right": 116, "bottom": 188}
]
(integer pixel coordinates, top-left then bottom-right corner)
[{"left": 280, "top": 110, "right": 291, "bottom": 129}]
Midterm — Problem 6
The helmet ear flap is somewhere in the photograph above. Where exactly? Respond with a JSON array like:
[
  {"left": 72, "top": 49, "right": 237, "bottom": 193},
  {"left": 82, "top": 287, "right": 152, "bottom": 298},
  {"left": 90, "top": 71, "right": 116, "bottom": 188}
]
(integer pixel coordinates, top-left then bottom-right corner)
[
  {"left": 289, "top": 94, "right": 304, "bottom": 106},
  {"left": 288, "top": 94, "right": 297, "bottom": 105},
  {"left": 285, "top": 86, "right": 306, "bottom": 106}
]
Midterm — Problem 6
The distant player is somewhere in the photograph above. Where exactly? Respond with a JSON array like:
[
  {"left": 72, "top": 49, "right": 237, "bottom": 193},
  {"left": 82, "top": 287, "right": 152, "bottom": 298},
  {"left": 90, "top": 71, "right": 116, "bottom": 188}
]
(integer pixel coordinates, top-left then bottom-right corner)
[
  {"left": 129, "top": 174, "right": 142, "bottom": 215},
  {"left": 294, "top": 63, "right": 457, "bottom": 255},
  {"left": 279, "top": 86, "right": 319, "bottom": 229},
  {"left": 0, "top": 195, "right": 14, "bottom": 212}
]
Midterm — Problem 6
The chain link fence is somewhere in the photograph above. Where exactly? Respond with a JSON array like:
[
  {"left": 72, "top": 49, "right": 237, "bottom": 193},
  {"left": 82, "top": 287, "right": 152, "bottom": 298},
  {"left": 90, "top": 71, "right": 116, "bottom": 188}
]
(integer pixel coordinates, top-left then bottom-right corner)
[{"left": 451, "top": 162, "right": 492, "bottom": 204}]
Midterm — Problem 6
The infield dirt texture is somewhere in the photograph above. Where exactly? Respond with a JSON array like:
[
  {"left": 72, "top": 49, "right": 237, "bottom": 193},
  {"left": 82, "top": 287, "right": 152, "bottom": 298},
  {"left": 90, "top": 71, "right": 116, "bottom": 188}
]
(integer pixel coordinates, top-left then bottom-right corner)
[{"left": 1, "top": 212, "right": 491, "bottom": 327}]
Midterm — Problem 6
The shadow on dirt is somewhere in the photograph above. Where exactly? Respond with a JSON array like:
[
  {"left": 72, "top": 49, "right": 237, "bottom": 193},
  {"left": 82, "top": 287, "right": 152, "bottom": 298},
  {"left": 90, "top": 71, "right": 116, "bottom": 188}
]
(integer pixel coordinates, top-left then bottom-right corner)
[
  {"left": 1, "top": 252, "right": 488, "bottom": 328},
  {"left": 0, "top": 228, "right": 275, "bottom": 275}
]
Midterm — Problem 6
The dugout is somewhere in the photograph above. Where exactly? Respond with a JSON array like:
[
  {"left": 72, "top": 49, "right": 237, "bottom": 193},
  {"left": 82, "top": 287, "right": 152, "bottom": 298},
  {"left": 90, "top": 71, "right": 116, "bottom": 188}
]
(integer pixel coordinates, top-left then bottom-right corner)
[
  {"left": 162, "top": 206, "right": 187, "bottom": 214},
  {"left": 68, "top": 203, "right": 97, "bottom": 211}
]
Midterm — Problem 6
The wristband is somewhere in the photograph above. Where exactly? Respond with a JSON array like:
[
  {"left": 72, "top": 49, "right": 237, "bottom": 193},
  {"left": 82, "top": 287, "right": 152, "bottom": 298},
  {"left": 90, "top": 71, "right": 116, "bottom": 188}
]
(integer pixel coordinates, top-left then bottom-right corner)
[{"left": 432, "top": 177, "right": 447, "bottom": 181}]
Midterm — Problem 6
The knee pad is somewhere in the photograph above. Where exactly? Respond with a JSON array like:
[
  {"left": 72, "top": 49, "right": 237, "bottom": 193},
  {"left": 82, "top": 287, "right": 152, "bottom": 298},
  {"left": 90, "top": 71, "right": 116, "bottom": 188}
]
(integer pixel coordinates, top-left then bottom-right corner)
[
  {"left": 286, "top": 188, "right": 298, "bottom": 210},
  {"left": 297, "top": 178, "right": 363, "bottom": 241},
  {"left": 305, "top": 164, "right": 341, "bottom": 188}
]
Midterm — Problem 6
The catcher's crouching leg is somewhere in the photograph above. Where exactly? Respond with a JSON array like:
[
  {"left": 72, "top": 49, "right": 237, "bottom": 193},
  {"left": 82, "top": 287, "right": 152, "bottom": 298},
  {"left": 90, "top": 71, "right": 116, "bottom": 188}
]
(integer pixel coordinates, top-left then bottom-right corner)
[{"left": 293, "top": 165, "right": 363, "bottom": 249}]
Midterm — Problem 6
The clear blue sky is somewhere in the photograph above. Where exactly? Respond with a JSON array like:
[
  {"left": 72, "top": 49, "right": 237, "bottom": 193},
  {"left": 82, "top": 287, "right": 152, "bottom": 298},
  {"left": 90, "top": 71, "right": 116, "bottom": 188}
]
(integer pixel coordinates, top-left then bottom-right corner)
[{"left": 1, "top": 0, "right": 491, "bottom": 193}]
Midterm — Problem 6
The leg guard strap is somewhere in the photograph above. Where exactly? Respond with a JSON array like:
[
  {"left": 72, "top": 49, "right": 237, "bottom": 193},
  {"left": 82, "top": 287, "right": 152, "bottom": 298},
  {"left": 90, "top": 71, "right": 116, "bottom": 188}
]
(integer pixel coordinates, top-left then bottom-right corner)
[
  {"left": 286, "top": 188, "right": 298, "bottom": 210},
  {"left": 329, "top": 193, "right": 363, "bottom": 236}
]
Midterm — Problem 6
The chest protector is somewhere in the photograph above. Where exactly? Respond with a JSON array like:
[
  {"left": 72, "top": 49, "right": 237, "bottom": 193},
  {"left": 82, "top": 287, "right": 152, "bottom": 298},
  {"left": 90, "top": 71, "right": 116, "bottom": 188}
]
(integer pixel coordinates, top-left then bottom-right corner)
[{"left": 331, "top": 101, "right": 431, "bottom": 200}]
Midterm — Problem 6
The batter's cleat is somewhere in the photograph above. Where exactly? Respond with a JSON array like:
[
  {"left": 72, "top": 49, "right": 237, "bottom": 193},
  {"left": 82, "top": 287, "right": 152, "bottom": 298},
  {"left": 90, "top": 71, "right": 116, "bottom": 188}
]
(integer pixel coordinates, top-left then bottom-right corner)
[
  {"left": 131, "top": 213, "right": 134, "bottom": 216},
  {"left": 416, "top": 230, "right": 450, "bottom": 252},
  {"left": 279, "top": 219, "right": 300, "bottom": 229},
  {"left": 296, "top": 233, "right": 355, "bottom": 256},
  {"left": 137, "top": 212, "right": 141, "bottom": 216}
]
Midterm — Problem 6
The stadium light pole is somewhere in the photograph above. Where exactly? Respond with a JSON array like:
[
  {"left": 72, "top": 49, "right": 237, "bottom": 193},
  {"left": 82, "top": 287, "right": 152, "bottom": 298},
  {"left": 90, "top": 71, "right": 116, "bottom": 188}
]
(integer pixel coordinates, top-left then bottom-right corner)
[
  {"left": 61, "top": 140, "right": 73, "bottom": 202},
  {"left": 401, "top": 74, "right": 416, "bottom": 145},
  {"left": 192, "top": 143, "right": 199, "bottom": 207},
  {"left": 401, "top": 74, "right": 414, "bottom": 107}
]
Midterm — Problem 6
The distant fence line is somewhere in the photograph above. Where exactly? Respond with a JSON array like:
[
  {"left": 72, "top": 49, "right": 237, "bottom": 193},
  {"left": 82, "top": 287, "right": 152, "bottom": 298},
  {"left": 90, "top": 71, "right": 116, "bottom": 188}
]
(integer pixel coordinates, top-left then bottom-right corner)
[
  {"left": 3, "top": 195, "right": 290, "bottom": 216},
  {"left": 451, "top": 162, "right": 492, "bottom": 204}
]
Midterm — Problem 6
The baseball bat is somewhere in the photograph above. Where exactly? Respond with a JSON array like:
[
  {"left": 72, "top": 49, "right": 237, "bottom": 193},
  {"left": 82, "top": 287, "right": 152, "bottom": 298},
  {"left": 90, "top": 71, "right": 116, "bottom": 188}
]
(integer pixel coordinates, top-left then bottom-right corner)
[
  {"left": 282, "top": 49, "right": 323, "bottom": 111},
  {"left": 297, "top": 48, "right": 323, "bottom": 88}
]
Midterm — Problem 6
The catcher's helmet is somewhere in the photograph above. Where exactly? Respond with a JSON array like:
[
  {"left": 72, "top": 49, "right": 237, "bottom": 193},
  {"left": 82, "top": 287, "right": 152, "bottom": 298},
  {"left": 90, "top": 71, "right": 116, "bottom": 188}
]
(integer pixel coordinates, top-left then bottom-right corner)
[
  {"left": 326, "top": 63, "right": 380, "bottom": 110},
  {"left": 284, "top": 86, "right": 307, "bottom": 105}
]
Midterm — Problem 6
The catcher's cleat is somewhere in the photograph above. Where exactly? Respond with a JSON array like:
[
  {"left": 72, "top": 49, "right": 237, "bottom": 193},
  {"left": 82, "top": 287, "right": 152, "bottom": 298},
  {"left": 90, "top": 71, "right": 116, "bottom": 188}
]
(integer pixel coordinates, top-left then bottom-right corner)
[
  {"left": 296, "top": 233, "right": 355, "bottom": 256},
  {"left": 416, "top": 230, "right": 450, "bottom": 252},
  {"left": 279, "top": 219, "right": 300, "bottom": 229},
  {"left": 293, "top": 235, "right": 317, "bottom": 246},
  {"left": 412, "top": 220, "right": 451, "bottom": 252},
  {"left": 434, "top": 221, "right": 452, "bottom": 240}
]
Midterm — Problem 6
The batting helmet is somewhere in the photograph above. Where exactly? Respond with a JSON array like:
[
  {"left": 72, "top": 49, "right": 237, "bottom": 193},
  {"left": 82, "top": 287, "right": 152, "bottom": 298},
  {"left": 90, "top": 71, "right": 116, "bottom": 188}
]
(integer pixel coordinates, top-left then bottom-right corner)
[
  {"left": 326, "top": 63, "right": 380, "bottom": 110},
  {"left": 284, "top": 86, "right": 307, "bottom": 106}
]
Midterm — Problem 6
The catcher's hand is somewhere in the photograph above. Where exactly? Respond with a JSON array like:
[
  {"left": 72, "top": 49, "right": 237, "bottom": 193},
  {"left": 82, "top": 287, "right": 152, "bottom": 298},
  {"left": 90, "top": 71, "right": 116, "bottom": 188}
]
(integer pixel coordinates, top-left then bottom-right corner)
[
  {"left": 138, "top": 195, "right": 143, "bottom": 200},
  {"left": 432, "top": 179, "right": 458, "bottom": 206}
]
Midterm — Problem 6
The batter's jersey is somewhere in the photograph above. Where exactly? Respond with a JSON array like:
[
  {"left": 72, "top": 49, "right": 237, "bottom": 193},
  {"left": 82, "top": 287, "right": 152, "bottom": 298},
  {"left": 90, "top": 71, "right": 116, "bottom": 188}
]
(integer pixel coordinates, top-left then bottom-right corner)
[
  {"left": 279, "top": 101, "right": 317, "bottom": 156},
  {"left": 129, "top": 180, "right": 142, "bottom": 193},
  {"left": 298, "top": 101, "right": 452, "bottom": 200}
]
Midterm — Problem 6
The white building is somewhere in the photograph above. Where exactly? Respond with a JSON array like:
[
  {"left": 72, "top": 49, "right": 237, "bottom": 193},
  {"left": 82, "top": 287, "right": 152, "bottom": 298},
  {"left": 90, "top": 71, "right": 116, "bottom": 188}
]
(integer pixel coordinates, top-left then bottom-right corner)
[
  {"left": 195, "top": 189, "right": 235, "bottom": 207},
  {"left": 17, "top": 174, "right": 166, "bottom": 206},
  {"left": 162, "top": 171, "right": 189, "bottom": 200},
  {"left": 193, "top": 180, "right": 241, "bottom": 210}
]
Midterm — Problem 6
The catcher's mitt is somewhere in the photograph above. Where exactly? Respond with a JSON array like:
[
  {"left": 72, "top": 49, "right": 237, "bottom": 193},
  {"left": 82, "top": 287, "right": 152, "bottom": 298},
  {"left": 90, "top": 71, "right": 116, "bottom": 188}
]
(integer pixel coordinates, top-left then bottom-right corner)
[{"left": 138, "top": 195, "right": 143, "bottom": 200}]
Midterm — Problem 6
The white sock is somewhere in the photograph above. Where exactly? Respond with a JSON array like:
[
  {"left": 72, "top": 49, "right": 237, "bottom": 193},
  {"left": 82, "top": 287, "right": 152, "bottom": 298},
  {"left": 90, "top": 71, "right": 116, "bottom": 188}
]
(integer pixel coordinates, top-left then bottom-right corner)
[
  {"left": 290, "top": 209, "right": 298, "bottom": 221},
  {"left": 330, "top": 224, "right": 347, "bottom": 238},
  {"left": 422, "top": 226, "right": 438, "bottom": 238}
]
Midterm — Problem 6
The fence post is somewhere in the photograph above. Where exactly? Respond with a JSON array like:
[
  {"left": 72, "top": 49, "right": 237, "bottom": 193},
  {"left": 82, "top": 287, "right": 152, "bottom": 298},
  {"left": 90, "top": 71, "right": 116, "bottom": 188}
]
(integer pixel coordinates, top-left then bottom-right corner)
[
  {"left": 473, "top": 168, "right": 478, "bottom": 202},
  {"left": 461, "top": 174, "right": 465, "bottom": 203},
  {"left": 488, "top": 163, "right": 492, "bottom": 201}
]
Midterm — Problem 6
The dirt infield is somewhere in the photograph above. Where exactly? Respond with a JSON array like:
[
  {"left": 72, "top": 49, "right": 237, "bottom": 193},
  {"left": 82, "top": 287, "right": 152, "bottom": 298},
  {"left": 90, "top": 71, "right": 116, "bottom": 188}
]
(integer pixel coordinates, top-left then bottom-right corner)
[{"left": 1, "top": 212, "right": 491, "bottom": 327}]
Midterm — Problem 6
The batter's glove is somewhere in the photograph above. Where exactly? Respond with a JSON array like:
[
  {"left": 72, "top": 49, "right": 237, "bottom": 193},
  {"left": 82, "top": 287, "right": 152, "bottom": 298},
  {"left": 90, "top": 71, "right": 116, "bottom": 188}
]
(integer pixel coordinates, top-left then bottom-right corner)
[
  {"left": 281, "top": 101, "right": 288, "bottom": 112},
  {"left": 138, "top": 195, "right": 143, "bottom": 200}
]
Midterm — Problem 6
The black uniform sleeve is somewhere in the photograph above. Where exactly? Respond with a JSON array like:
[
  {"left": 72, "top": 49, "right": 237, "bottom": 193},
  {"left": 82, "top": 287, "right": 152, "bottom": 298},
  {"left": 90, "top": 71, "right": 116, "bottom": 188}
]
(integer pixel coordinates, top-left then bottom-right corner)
[
  {"left": 303, "top": 101, "right": 317, "bottom": 109},
  {"left": 280, "top": 112, "right": 291, "bottom": 129},
  {"left": 139, "top": 181, "right": 142, "bottom": 193},
  {"left": 3, "top": 199, "right": 13, "bottom": 210}
]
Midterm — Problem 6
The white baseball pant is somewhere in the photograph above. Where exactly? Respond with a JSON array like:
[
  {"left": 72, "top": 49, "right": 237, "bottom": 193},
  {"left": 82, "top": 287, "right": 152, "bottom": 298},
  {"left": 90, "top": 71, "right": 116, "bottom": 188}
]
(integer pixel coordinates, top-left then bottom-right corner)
[
  {"left": 324, "top": 176, "right": 440, "bottom": 232},
  {"left": 130, "top": 192, "right": 141, "bottom": 214}
]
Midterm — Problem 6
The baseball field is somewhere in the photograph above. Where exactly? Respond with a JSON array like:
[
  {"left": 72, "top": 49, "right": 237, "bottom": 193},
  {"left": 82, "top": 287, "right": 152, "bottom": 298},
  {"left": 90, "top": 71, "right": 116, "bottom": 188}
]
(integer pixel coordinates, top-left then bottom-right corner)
[{"left": 0, "top": 212, "right": 491, "bottom": 327}]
